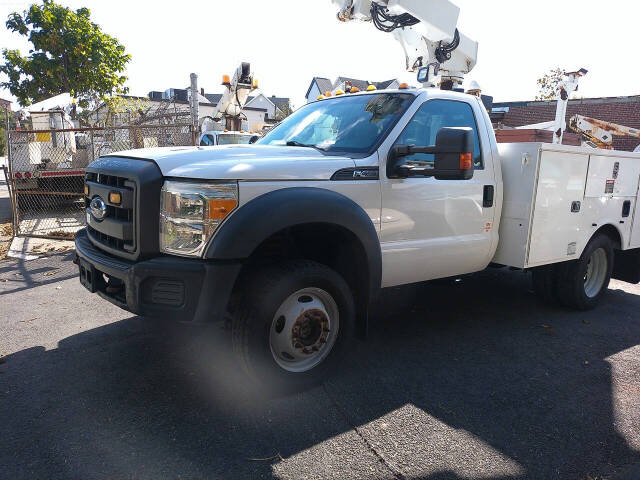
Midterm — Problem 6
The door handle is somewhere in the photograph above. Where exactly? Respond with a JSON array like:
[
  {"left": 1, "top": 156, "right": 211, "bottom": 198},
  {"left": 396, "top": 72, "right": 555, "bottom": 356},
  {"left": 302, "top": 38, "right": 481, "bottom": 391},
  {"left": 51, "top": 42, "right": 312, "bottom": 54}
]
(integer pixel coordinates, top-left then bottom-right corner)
[{"left": 483, "top": 185, "right": 494, "bottom": 208}]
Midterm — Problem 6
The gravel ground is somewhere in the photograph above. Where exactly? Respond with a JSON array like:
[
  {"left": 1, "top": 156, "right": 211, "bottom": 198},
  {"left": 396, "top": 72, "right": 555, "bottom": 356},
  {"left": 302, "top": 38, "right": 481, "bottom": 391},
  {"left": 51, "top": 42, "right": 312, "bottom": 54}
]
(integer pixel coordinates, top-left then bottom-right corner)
[{"left": 1, "top": 252, "right": 640, "bottom": 480}]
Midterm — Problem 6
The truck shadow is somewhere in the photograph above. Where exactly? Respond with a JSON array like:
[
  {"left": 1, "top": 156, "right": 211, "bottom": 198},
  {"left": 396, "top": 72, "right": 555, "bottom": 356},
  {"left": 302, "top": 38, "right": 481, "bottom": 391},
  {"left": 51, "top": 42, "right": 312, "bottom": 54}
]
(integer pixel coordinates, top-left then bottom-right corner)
[
  {"left": 0, "top": 250, "right": 78, "bottom": 295},
  {"left": 1, "top": 269, "right": 639, "bottom": 479}
]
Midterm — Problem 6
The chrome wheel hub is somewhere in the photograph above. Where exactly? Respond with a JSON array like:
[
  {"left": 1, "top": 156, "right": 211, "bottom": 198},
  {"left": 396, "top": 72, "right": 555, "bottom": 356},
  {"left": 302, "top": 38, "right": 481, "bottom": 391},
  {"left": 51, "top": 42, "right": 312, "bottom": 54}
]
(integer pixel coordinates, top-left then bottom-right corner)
[
  {"left": 584, "top": 247, "right": 608, "bottom": 298},
  {"left": 269, "top": 288, "right": 339, "bottom": 373}
]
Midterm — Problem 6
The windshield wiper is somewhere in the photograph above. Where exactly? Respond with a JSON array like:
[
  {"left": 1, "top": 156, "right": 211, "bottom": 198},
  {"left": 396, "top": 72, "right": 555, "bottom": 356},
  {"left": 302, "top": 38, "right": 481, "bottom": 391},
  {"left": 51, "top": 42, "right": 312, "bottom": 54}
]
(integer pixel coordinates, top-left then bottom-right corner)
[{"left": 285, "top": 140, "right": 327, "bottom": 151}]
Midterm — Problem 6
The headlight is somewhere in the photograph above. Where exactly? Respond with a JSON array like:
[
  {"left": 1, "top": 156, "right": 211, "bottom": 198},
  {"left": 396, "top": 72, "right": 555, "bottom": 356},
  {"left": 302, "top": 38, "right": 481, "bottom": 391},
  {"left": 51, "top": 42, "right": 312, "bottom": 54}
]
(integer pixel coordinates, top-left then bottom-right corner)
[{"left": 160, "top": 181, "right": 238, "bottom": 257}]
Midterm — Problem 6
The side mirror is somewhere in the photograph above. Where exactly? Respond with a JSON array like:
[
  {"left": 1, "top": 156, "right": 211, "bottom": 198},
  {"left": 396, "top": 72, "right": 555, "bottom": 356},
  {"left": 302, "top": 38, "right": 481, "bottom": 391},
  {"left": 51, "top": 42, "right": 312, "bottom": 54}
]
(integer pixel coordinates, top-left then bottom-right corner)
[
  {"left": 249, "top": 135, "right": 260, "bottom": 144},
  {"left": 387, "top": 127, "right": 475, "bottom": 181}
]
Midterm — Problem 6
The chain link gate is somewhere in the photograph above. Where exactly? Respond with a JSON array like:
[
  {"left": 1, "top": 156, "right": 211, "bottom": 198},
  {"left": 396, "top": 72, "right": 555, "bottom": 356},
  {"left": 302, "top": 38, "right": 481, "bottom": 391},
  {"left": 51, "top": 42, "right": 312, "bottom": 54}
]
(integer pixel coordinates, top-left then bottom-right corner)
[{"left": 7, "top": 124, "right": 195, "bottom": 239}]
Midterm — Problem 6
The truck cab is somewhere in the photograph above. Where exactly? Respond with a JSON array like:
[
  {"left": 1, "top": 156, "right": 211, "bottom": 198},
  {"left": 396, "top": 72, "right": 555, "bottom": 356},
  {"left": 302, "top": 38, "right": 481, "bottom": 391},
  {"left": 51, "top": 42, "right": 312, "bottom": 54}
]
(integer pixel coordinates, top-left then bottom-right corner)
[{"left": 75, "top": 87, "right": 637, "bottom": 390}]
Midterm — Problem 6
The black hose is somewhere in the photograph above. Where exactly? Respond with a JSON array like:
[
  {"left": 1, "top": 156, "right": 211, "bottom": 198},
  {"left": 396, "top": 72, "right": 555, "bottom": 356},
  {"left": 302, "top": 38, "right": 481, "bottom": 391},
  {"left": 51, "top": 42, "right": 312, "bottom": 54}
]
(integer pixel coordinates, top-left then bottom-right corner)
[
  {"left": 370, "top": 3, "right": 419, "bottom": 33},
  {"left": 435, "top": 29, "right": 460, "bottom": 63}
]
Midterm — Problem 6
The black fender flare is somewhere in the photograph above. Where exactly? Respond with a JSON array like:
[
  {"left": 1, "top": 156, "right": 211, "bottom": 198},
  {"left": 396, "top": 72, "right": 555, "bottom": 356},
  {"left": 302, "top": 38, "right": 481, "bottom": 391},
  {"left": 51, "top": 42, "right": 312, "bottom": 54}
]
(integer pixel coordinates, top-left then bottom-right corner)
[{"left": 205, "top": 187, "right": 382, "bottom": 303}]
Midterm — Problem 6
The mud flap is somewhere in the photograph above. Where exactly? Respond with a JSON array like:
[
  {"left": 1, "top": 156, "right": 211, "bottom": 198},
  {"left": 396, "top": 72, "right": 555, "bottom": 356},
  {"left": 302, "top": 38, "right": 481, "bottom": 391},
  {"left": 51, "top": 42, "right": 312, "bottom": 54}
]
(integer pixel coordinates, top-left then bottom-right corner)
[{"left": 612, "top": 248, "right": 640, "bottom": 284}]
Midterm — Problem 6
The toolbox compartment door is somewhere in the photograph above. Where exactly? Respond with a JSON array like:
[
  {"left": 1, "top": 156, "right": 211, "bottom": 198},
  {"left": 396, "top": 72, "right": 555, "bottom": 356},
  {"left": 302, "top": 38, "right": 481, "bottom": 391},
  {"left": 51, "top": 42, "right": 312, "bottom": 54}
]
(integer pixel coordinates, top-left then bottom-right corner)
[{"left": 527, "top": 151, "right": 589, "bottom": 267}]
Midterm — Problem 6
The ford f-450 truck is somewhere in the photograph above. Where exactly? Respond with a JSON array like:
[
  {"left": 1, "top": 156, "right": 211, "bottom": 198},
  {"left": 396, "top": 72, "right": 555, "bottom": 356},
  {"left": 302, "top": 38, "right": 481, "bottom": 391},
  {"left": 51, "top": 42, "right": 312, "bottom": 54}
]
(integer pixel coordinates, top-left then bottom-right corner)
[{"left": 75, "top": 88, "right": 640, "bottom": 389}]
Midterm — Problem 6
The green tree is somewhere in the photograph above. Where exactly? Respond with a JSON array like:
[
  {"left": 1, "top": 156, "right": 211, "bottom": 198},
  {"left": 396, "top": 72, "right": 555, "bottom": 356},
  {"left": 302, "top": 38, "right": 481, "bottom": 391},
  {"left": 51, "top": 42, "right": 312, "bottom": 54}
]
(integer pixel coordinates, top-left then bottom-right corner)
[
  {"left": 274, "top": 101, "right": 294, "bottom": 121},
  {"left": 0, "top": 107, "right": 17, "bottom": 157},
  {"left": 80, "top": 95, "right": 150, "bottom": 127},
  {"left": 0, "top": 0, "right": 131, "bottom": 108},
  {"left": 535, "top": 68, "right": 565, "bottom": 101}
]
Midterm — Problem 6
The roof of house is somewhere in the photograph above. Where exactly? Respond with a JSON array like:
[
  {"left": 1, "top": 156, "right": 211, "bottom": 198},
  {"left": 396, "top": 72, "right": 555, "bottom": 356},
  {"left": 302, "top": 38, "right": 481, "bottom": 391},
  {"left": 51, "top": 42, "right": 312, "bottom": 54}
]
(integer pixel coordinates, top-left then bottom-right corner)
[
  {"left": 268, "top": 96, "right": 290, "bottom": 110},
  {"left": 306, "top": 77, "right": 399, "bottom": 99},
  {"left": 204, "top": 93, "right": 223, "bottom": 104},
  {"left": 492, "top": 95, "right": 640, "bottom": 152},
  {"left": 203, "top": 93, "right": 289, "bottom": 112},
  {"left": 334, "top": 77, "right": 371, "bottom": 91},
  {"left": 306, "top": 77, "right": 333, "bottom": 99},
  {"left": 335, "top": 77, "right": 398, "bottom": 90},
  {"left": 374, "top": 79, "right": 398, "bottom": 89},
  {"left": 0, "top": 97, "right": 11, "bottom": 105}
]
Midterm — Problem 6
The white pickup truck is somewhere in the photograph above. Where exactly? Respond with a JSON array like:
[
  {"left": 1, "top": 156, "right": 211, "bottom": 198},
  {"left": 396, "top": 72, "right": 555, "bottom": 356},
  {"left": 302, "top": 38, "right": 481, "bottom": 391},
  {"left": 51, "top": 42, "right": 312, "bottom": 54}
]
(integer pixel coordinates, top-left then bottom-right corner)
[{"left": 75, "top": 88, "right": 640, "bottom": 390}]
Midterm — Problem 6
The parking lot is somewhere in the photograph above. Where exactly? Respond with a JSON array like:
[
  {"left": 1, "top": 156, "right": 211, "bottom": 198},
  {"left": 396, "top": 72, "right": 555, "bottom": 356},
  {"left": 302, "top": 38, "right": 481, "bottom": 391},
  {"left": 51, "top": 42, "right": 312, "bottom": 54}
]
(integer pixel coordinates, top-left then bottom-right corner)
[{"left": 1, "top": 251, "right": 639, "bottom": 480}]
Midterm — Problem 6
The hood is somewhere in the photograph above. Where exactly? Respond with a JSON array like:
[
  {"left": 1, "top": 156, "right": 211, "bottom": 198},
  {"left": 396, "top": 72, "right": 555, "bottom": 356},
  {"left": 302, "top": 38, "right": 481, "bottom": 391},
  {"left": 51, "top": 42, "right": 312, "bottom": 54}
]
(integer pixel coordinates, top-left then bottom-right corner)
[{"left": 105, "top": 145, "right": 357, "bottom": 181}]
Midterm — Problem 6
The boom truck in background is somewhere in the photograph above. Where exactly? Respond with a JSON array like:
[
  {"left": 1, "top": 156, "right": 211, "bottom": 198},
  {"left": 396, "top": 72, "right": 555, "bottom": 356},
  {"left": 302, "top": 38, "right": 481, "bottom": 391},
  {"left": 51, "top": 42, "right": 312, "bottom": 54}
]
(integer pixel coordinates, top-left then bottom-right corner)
[
  {"left": 11, "top": 94, "right": 88, "bottom": 197},
  {"left": 75, "top": 0, "right": 640, "bottom": 391},
  {"left": 508, "top": 69, "right": 640, "bottom": 152},
  {"left": 198, "top": 62, "right": 262, "bottom": 146},
  {"left": 568, "top": 116, "right": 640, "bottom": 151}
]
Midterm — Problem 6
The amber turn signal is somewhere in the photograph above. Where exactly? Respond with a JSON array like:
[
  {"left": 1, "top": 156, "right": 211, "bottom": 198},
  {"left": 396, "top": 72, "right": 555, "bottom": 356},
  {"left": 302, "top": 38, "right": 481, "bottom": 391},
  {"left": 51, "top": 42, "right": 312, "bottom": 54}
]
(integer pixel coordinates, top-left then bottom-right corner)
[
  {"left": 459, "top": 153, "right": 473, "bottom": 170},
  {"left": 222, "top": 74, "right": 231, "bottom": 85},
  {"left": 84, "top": 184, "right": 89, "bottom": 196},
  {"left": 109, "top": 191, "right": 122, "bottom": 205},
  {"left": 207, "top": 198, "right": 238, "bottom": 221}
]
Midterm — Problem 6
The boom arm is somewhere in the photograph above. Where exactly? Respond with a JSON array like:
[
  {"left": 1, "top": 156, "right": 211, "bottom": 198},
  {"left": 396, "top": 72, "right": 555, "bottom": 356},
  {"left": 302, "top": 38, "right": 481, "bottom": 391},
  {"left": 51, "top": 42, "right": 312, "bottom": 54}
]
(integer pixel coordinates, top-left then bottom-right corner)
[
  {"left": 211, "top": 62, "right": 258, "bottom": 123},
  {"left": 332, "top": 0, "right": 478, "bottom": 89},
  {"left": 569, "top": 115, "right": 640, "bottom": 150}
]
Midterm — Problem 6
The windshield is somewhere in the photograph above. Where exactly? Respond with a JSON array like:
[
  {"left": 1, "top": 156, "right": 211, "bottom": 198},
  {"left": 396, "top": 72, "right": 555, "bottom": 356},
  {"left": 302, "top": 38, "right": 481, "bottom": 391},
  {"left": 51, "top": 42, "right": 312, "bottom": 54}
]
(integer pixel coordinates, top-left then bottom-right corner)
[
  {"left": 257, "top": 93, "right": 415, "bottom": 155},
  {"left": 217, "top": 134, "right": 253, "bottom": 145}
]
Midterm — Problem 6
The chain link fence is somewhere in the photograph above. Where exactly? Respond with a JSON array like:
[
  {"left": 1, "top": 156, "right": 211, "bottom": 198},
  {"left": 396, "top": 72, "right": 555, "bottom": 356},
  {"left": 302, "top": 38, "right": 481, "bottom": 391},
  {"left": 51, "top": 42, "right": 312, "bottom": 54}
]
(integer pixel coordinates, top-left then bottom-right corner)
[{"left": 7, "top": 124, "right": 195, "bottom": 239}]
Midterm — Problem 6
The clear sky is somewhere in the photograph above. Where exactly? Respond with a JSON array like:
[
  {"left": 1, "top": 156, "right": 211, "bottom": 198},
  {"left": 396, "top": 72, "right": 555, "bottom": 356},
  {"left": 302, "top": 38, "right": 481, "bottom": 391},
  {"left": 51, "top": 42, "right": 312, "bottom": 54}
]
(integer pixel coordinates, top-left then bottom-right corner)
[{"left": 1, "top": 0, "right": 638, "bottom": 108}]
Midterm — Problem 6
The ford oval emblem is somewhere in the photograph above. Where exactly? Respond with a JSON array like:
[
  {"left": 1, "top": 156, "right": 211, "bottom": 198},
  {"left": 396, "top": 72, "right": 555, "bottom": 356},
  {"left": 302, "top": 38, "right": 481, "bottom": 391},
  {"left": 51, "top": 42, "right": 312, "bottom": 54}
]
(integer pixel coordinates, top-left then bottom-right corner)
[{"left": 90, "top": 196, "right": 108, "bottom": 221}]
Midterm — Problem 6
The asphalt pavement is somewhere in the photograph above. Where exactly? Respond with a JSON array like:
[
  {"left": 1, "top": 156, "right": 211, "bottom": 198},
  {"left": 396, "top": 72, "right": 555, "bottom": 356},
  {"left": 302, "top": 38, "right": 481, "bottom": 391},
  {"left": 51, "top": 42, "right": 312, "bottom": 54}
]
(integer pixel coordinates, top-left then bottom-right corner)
[{"left": 1, "top": 252, "right": 640, "bottom": 480}]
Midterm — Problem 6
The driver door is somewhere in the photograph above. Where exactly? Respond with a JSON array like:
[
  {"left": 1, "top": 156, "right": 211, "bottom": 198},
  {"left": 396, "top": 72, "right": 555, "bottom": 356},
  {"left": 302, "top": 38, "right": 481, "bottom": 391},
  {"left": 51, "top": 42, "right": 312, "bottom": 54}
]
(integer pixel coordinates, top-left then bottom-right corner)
[{"left": 379, "top": 98, "right": 497, "bottom": 287}]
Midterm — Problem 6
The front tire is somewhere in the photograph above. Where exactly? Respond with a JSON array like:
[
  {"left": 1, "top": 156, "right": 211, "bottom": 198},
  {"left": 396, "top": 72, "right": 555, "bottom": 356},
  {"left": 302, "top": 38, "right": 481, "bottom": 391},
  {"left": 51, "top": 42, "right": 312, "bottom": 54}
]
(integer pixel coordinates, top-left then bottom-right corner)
[{"left": 231, "top": 260, "right": 355, "bottom": 391}]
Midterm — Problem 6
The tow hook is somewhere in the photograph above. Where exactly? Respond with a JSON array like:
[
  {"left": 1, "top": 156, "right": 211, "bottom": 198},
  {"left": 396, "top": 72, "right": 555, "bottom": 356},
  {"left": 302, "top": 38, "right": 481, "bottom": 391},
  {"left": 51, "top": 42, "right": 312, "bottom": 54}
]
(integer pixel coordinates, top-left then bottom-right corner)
[{"left": 105, "top": 277, "right": 124, "bottom": 295}]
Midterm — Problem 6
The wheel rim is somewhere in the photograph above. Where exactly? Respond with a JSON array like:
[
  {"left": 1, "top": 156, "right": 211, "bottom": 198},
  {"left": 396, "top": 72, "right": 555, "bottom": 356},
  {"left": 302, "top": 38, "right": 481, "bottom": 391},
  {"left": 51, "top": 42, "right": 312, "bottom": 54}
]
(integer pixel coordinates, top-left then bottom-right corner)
[
  {"left": 584, "top": 247, "right": 608, "bottom": 298},
  {"left": 269, "top": 287, "right": 340, "bottom": 373}
]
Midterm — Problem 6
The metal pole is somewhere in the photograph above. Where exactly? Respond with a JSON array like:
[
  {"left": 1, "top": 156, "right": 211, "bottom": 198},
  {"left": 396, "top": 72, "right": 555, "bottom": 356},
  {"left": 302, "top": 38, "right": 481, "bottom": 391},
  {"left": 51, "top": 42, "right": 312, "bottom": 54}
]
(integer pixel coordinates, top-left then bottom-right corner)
[
  {"left": 89, "top": 128, "right": 95, "bottom": 162},
  {"left": 190, "top": 73, "right": 199, "bottom": 134},
  {"left": 4, "top": 106, "right": 18, "bottom": 235}
]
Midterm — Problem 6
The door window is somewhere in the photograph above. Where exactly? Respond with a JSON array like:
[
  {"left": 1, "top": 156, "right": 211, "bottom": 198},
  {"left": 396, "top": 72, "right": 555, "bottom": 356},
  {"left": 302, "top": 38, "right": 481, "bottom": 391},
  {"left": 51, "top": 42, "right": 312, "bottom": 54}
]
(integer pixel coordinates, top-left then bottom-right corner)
[
  {"left": 200, "top": 134, "right": 216, "bottom": 146},
  {"left": 393, "top": 99, "right": 483, "bottom": 170}
]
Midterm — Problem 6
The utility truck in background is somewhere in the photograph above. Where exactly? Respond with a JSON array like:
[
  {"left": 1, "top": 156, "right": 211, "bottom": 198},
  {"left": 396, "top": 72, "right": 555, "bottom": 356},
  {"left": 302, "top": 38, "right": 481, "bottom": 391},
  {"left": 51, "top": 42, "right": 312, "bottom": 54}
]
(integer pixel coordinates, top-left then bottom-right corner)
[
  {"left": 568, "top": 115, "right": 640, "bottom": 151},
  {"left": 75, "top": 0, "right": 640, "bottom": 390},
  {"left": 12, "top": 94, "right": 87, "bottom": 196},
  {"left": 198, "top": 62, "right": 261, "bottom": 147},
  {"left": 199, "top": 130, "right": 260, "bottom": 147}
]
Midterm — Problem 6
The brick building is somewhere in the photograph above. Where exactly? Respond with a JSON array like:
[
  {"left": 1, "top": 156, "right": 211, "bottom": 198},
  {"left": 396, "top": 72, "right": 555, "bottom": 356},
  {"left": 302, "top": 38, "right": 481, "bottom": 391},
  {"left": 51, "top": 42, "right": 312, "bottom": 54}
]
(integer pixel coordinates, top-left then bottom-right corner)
[{"left": 491, "top": 96, "right": 640, "bottom": 151}]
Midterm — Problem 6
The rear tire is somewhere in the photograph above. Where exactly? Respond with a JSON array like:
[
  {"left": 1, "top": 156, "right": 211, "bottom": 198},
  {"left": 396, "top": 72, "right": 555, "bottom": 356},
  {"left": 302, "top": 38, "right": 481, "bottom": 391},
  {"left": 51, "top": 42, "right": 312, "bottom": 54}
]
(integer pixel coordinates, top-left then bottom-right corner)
[
  {"left": 231, "top": 260, "right": 355, "bottom": 392},
  {"left": 556, "top": 234, "right": 614, "bottom": 310}
]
